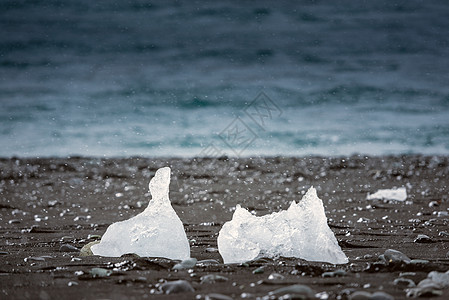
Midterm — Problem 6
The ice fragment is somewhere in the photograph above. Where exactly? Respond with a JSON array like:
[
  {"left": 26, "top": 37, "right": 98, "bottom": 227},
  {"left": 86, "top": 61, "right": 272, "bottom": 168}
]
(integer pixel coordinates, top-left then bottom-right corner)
[
  {"left": 91, "top": 167, "right": 190, "bottom": 260},
  {"left": 367, "top": 187, "right": 407, "bottom": 201},
  {"left": 217, "top": 187, "right": 348, "bottom": 264}
]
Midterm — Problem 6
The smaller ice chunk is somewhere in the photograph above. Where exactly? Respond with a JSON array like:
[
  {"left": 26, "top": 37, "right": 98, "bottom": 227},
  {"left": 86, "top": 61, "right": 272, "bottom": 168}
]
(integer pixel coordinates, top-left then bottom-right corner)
[
  {"left": 217, "top": 187, "right": 348, "bottom": 264},
  {"left": 367, "top": 187, "right": 407, "bottom": 201},
  {"left": 91, "top": 167, "right": 190, "bottom": 260}
]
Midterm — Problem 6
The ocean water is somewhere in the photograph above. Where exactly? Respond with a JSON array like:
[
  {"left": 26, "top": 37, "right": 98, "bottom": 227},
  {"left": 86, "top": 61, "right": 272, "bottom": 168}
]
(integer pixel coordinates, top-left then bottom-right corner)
[{"left": 1, "top": 0, "right": 449, "bottom": 157}]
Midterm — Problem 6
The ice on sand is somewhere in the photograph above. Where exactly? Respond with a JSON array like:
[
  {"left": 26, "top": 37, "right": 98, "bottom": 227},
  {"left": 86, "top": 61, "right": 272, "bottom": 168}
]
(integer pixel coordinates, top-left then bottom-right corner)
[
  {"left": 367, "top": 187, "right": 407, "bottom": 201},
  {"left": 217, "top": 187, "right": 348, "bottom": 264},
  {"left": 91, "top": 167, "right": 190, "bottom": 260}
]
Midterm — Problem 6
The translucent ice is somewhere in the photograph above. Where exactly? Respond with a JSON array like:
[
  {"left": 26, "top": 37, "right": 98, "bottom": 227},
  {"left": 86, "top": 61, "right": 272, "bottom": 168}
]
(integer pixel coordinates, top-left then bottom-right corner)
[
  {"left": 217, "top": 187, "right": 348, "bottom": 264},
  {"left": 91, "top": 167, "right": 190, "bottom": 260},
  {"left": 367, "top": 187, "right": 407, "bottom": 201}
]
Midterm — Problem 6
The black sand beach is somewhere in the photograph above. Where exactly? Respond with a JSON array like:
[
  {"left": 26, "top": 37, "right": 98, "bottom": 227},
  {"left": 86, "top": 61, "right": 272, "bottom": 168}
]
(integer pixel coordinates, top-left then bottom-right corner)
[{"left": 0, "top": 155, "right": 448, "bottom": 299}]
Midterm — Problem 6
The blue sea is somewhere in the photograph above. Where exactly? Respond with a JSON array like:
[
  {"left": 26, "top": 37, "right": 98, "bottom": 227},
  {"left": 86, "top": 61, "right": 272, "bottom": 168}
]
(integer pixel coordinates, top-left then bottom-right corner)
[{"left": 1, "top": 0, "right": 449, "bottom": 157}]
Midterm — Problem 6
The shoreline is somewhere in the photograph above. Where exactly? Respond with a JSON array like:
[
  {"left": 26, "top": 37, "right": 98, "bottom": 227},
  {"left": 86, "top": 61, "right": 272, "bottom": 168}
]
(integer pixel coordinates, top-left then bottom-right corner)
[{"left": 1, "top": 155, "right": 448, "bottom": 299}]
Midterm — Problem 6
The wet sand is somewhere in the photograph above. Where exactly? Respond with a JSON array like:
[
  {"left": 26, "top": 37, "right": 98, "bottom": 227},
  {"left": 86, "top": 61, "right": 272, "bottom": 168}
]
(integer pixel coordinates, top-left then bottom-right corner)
[{"left": 0, "top": 155, "right": 448, "bottom": 299}]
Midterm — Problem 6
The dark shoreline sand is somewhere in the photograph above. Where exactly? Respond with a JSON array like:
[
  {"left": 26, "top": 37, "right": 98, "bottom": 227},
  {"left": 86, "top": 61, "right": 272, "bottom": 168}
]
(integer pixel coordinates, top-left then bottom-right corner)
[{"left": 1, "top": 155, "right": 448, "bottom": 299}]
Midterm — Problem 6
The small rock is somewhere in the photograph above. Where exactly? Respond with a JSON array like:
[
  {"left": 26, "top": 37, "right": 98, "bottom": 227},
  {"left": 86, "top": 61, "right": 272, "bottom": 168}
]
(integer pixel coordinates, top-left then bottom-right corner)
[
  {"left": 200, "top": 274, "right": 229, "bottom": 284},
  {"left": 384, "top": 249, "right": 411, "bottom": 264},
  {"left": 414, "top": 234, "right": 432, "bottom": 243},
  {"left": 393, "top": 277, "right": 416, "bottom": 287},
  {"left": 24, "top": 256, "right": 46, "bottom": 262},
  {"left": 322, "top": 269, "right": 347, "bottom": 277},
  {"left": 173, "top": 258, "right": 197, "bottom": 270},
  {"left": 59, "top": 244, "right": 79, "bottom": 252},
  {"left": 428, "top": 270, "right": 449, "bottom": 288},
  {"left": 399, "top": 272, "right": 416, "bottom": 277},
  {"left": 428, "top": 201, "right": 439, "bottom": 207},
  {"left": 410, "top": 259, "right": 429, "bottom": 265},
  {"left": 269, "top": 284, "right": 316, "bottom": 299},
  {"left": 8, "top": 219, "right": 21, "bottom": 224},
  {"left": 205, "top": 293, "right": 233, "bottom": 300},
  {"left": 349, "top": 291, "right": 394, "bottom": 300},
  {"left": 87, "top": 234, "right": 102, "bottom": 240},
  {"left": 197, "top": 259, "right": 220, "bottom": 265},
  {"left": 268, "top": 273, "right": 285, "bottom": 280},
  {"left": 253, "top": 266, "right": 265, "bottom": 274},
  {"left": 47, "top": 200, "right": 60, "bottom": 207},
  {"left": 67, "top": 281, "right": 78, "bottom": 286},
  {"left": 160, "top": 280, "right": 194, "bottom": 294},
  {"left": 437, "top": 211, "right": 449, "bottom": 217},
  {"left": 89, "top": 267, "right": 112, "bottom": 278},
  {"left": 438, "top": 231, "right": 449, "bottom": 237},
  {"left": 205, "top": 247, "right": 219, "bottom": 253},
  {"left": 0, "top": 251, "right": 8, "bottom": 255},
  {"left": 406, "top": 279, "right": 443, "bottom": 298},
  {"left": 80, "top": 241, "right": 100, "bottom": 256}
]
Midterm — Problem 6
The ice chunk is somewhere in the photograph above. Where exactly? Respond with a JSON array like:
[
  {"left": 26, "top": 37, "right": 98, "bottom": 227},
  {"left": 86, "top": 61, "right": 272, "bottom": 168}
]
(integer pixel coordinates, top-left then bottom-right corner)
[
  {"left": 367, "top": 187, "right": 407, "bottom": 201},
  {"left": 217, "top": 187, "right": 348, "bottom": 264},
  {"left": 91, "top": 167, "right": 190, "bottom": 260}
]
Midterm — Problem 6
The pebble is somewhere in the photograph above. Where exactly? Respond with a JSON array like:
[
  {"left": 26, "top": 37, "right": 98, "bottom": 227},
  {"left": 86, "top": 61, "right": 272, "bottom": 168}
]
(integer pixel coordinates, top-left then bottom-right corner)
[
  {"left": 24, "top": 256, "right": 46, "bottom": 262},
  {"left": 160, "top": 280, "right": 194, "bottom": 294},
  {"left": 87, "top": 234, "right": 102, "bottom": 240},
  {"left": 269, "top": 284, "right": 316, "bottom": 299},
  {"left": 428, "top": 201, "right": 439, "bottom": 207},
  {"left": 205, "top": 247, "right": 219, "bottom": 253},
  {"left": 47, "top": 200, "right": 60, "bottom": 207},
  {"left": 0, "top": 251, "right": 8, "bottom": 255},
  {"left": 439, "top": 231, "right": 449, "bottom": 237},
  {"left": 406, "top": 279, "right": 443, "bottom": 297},
  {"left": 268, "top": 273, "right": 285, "bottom": 280},
  {"left": 322, "top": 269, "right": 347, "bottom": 277},
  {"left": 437, "top": 211, "right": 449, "bottom": 217},
  {"left": 409, "top": 259, "right": 429, "bottom": 265},
  {"left": 197, "top": 259, "right": 220, "bottom": 265},
  {"left": 59, "top": 244, "right": 80, "bottom": 252},
  {"left": 427, "top": 270, "right": 449, "bottom": 288},
  {"left": 67, "top": 281, "right": 78, "bottom": 286},
  {"left": 349, "top": 291, "right": 394, "bottom": 300},
  {"left": 414, "top": 234, "right": 432, "bottom": 243},
  {"left": 252, "top": 266, "right": 265, "bottom": 274},
  {"left": 80, "top": 241, "right": 100, "bottom": 256},
  {"left": 383, "top": 249, "right": 411, "bottom": 264},
  {"left": 8, "top": 219, "right": 21, "bottom": 224},
  {"left": 205, "top": 293, "right": 233, "bottom": 300},
  {"left": 173, "top": 258, "right": 197, "bottom": 270},
  {"left": 200, "top": 274, "right": 229, "bottom": 284},
  {"left": 393, "top": 277, "right": 416, "bottom": 287}
]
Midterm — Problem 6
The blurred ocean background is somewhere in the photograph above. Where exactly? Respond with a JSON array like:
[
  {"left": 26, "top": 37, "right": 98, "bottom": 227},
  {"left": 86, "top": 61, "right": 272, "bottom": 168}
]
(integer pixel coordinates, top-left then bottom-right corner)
[{"left": 1, "top": 0, "right": 449, "bottom": 157}]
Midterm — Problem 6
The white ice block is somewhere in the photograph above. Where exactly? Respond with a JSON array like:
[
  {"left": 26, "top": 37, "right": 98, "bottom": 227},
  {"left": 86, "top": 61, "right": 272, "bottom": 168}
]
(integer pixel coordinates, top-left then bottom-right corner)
[
  {"left": 91, "top": 167, "right": 190, "bottom": 260},
  {"left": 217, "top": 187, "right": 348, "bottom": 264}
]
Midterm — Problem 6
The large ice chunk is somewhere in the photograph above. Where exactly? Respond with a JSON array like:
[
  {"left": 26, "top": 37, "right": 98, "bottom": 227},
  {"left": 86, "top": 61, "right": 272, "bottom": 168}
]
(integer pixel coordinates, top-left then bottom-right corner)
[
  {"left": 217, "top": 187, "right": 348, "bottom": 264},
  {"left": 91, "top": 167, "right": 190, "bottom": 260},
  {"left": 367, "top": 187, "right": 407, "bottom": 201}
]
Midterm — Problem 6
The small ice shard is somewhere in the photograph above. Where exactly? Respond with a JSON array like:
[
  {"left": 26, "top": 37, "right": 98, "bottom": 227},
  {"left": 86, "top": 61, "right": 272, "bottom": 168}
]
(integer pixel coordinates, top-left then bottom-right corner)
[
  {"left": 217, "top": 187, "right": 348, "bottom": 264},
  {"left": 367, "top": 187, "right": 407, "bottom": 201},
  {"left": 91, "top": 167, "right": 190, "bottom": 260}
]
